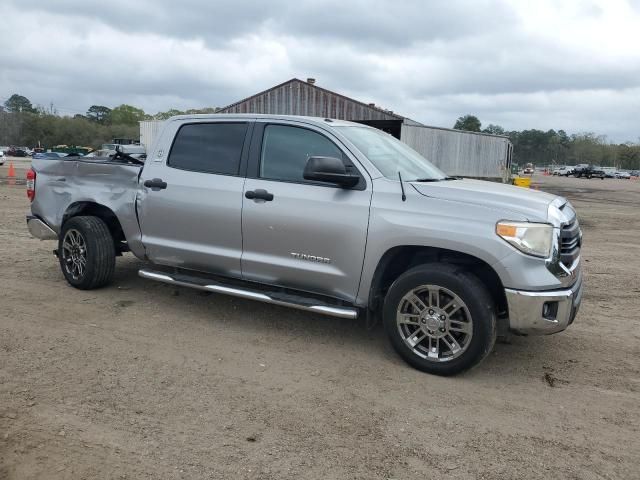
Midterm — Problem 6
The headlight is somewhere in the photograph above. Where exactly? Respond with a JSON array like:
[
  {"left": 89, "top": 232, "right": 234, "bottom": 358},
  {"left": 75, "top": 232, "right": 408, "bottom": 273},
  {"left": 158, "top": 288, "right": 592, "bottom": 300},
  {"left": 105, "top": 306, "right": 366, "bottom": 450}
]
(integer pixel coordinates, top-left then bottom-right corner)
[{"left": 496, "top": 221, "right": 554, "bottom": 258}]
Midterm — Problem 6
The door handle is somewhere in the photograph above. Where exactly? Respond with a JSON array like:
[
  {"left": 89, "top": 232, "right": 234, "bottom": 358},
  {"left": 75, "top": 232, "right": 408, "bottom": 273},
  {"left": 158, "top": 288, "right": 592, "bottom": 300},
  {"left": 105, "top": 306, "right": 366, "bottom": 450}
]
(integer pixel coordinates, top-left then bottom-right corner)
[
  {"left": 245, "top": 189, "right": 274, "bottom": 201},
  {"left": 143, "top": 178, "right": 167, "bottom": 190}
]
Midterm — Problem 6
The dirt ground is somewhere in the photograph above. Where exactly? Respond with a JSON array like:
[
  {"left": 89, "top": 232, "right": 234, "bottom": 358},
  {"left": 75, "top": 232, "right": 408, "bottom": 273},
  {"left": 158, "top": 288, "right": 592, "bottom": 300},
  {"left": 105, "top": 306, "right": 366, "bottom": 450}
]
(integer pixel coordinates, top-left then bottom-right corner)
[{"left": 1, "top": 159, "right": 639, "bottom": 479}]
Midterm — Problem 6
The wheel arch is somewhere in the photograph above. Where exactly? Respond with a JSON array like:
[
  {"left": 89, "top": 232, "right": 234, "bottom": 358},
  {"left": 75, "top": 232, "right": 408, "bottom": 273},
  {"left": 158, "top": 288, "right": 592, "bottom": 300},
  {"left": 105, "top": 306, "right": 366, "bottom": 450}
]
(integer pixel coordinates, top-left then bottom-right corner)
[
  {"left": 368, "top": 245, "right": 508, "bottom": 320},
  {"left": 62, "top": 202, "right": 127, "bottom": 252}
]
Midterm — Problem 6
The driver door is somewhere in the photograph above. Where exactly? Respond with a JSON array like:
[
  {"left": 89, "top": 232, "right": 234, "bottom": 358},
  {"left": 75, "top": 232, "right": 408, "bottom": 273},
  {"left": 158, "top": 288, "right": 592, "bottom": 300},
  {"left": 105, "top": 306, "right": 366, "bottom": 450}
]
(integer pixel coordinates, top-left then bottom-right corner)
[{"left": 240, "top": 121, "right": 372, "bottom": 302}]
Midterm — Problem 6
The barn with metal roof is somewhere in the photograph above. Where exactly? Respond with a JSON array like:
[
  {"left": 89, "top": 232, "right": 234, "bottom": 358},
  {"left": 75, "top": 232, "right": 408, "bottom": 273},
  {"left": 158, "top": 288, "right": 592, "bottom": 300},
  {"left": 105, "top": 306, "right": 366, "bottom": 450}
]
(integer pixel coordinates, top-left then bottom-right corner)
[{"left": 218, "top": 77, "right": 416, "bottom": 139}]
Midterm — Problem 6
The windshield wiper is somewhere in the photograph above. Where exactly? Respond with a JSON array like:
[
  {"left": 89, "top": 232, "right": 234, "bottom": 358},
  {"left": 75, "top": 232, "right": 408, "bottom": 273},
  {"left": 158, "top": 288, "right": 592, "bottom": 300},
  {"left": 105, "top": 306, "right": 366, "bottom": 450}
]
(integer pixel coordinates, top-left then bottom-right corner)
[{"left": 411, "top": 176, "right": 460, "bottom": 182}]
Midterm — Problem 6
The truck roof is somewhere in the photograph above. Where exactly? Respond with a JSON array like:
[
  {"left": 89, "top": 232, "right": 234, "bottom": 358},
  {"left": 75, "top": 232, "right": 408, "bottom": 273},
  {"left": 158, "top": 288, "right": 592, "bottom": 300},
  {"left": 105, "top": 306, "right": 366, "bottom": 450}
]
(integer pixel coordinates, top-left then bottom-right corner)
[{"left": 166, "top": 113, "right": 366, "bottom": 128}]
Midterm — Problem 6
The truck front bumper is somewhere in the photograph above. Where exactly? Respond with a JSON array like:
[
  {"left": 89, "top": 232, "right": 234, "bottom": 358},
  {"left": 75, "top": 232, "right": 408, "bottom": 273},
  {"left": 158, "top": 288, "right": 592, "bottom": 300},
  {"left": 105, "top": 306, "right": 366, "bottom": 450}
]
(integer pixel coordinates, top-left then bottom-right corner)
[
  {"left": 505, "top": 274, "right": 583, "bottom": 335},
  {"left": 26, "top": 215, "right": 58, "bottom": 240}
]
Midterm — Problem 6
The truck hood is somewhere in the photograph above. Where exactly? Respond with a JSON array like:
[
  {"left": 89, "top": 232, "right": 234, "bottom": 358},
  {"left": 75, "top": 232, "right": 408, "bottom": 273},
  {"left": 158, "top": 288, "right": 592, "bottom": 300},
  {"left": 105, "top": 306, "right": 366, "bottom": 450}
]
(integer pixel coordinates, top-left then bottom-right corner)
[{"left": 410, "top": 179, "right": 561, "bottom": 222}]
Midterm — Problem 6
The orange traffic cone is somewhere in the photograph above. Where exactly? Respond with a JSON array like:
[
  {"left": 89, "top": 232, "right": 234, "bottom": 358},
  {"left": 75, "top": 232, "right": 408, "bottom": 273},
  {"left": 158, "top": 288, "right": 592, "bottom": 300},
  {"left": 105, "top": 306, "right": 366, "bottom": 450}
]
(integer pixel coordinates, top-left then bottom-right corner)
[{"left": 7, "top": 161, "right": 16, "bottom": 178}]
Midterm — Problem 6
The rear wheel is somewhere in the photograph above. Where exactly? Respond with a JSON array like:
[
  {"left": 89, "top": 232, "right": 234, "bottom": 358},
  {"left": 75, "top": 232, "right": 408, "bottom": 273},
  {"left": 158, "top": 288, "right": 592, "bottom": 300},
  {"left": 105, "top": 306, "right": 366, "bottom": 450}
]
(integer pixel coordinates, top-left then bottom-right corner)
[
  {"left": 59, "top": 216, "right": 115, "bottom": 289},
  {"left": 383, "top": 263, "right": 496, "bottom": 376}
]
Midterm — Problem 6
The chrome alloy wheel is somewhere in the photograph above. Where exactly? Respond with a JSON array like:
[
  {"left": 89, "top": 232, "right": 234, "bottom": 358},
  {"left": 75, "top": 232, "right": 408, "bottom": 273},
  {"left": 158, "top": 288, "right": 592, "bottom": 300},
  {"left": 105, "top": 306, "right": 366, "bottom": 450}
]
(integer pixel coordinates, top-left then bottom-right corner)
[
  {"left": 396, "top": 284, "right": 473, "bottom": 362},
  {"left": 61, "top": 228, "right": 87, "bottom": 280}
]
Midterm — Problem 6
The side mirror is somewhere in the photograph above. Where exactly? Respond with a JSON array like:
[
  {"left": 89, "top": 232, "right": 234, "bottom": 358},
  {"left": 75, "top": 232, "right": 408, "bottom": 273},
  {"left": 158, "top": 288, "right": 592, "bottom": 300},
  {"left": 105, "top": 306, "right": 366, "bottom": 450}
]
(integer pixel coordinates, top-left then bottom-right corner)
[{"left": 303, "top": 156, "right": 360, "bottom": 188}]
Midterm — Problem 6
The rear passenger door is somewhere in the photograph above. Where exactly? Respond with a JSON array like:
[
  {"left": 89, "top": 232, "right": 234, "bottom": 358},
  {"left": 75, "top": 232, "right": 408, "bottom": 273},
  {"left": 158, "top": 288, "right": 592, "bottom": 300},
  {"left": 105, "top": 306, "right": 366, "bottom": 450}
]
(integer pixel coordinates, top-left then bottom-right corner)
[
  {"left": 241, "top": 121, "right": 372, "bottom": 302},
  {"left": 138, "top": 121, "right": 252, "bottom": 277}
]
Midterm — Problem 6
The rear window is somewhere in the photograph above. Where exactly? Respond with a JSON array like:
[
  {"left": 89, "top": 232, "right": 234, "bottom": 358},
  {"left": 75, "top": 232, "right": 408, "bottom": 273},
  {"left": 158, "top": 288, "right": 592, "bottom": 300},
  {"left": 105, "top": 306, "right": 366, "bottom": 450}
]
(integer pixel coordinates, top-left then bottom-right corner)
[{"left": 168, "top": 123, "right": 248, "bottom": 175}]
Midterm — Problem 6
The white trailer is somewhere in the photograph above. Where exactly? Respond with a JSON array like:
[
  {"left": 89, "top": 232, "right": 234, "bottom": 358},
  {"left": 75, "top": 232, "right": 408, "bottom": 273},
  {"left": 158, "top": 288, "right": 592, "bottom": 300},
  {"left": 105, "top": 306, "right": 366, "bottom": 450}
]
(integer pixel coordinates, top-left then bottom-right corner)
[
  {"left": 400, "top": 123, "right": 513, "bottom": 182},
  {"left": 139, "top": 120, "right": 164, "bottom": 151}
]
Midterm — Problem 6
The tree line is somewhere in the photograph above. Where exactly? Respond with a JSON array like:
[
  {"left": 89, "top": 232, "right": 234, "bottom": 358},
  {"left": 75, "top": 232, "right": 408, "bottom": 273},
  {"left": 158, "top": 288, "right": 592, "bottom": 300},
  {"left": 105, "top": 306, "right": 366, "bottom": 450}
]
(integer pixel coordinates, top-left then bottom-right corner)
[
  {"left": 453, "top": 114, "right": 640, "bottom": 170},
  {"left": 1, "top": 94, "right": 638, "bottom": 170},
  {"left": 0, "top": 94, "right": 219, "bottom": 149}
]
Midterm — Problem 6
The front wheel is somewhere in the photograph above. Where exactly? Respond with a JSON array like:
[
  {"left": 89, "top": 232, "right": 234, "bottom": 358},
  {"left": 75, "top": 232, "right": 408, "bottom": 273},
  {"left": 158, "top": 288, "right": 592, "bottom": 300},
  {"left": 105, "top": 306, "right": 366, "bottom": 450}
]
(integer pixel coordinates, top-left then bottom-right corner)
[
  {"left": 58, "top": 216, "right": 115, "bottom": 289},
  {"left": 383, "top": 263, "right": 497, "bottom": 376}
]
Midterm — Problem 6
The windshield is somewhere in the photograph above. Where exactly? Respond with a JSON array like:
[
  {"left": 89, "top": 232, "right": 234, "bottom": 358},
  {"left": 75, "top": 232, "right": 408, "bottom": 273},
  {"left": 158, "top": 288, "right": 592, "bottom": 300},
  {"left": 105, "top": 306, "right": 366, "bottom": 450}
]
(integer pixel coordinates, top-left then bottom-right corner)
[{"left": 335, "top": 126, "right": 447, "bottom": 181}]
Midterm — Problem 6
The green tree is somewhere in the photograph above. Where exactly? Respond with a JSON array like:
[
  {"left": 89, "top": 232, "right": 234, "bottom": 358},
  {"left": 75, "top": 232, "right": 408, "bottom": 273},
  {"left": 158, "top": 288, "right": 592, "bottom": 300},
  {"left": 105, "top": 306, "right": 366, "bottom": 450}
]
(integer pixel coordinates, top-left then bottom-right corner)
[
  {"left": 15, "top": 112, "right": 140, "bottom": 149},
  {"left": 154, "top": 107, "right": 220, "bottom": 119},
  {"left": 154, "top": 108, "right": 184, "bottom": 120},
  {"left": 110, "top": 104, "right": 148, "bottom": 125},
  {"left": 185, "top": 107, "right": 219, "bottom": 114},
  {"left": 482, "top": 124, "right": 505, "bottom": 135},
  {"left": 4, "top": 94, "right": 37, "bottom": 113},
  {"left": 453, "top": 114, "right": 481, "bottom": 132},
  {"left": 86, "top": 105, "right": 112, "bottom": 124},
  {"left": 617, "top": 143, "right": 640, "bottom": 170},
  {"left": 569, "top": 133, "right": 609, "bottom": 165}
]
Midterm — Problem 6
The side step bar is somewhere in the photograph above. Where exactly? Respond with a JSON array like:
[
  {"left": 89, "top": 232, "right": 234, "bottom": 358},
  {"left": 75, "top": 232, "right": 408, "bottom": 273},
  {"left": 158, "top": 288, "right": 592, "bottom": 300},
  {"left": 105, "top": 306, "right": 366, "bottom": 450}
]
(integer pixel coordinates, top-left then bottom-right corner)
[{"left": 138, "top": 269, "right": 358, "bottom": 319}]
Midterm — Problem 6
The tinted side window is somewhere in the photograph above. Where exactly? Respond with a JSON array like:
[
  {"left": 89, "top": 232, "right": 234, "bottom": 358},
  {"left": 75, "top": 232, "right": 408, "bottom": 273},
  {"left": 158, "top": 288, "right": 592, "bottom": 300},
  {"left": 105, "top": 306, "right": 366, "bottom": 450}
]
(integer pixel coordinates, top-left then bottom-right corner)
[
  {"left": 260, "top": 125, "right": 344, "bottom": 182},
  {"left": 168, "top": 123, "right": 248, "bottom": 175}
]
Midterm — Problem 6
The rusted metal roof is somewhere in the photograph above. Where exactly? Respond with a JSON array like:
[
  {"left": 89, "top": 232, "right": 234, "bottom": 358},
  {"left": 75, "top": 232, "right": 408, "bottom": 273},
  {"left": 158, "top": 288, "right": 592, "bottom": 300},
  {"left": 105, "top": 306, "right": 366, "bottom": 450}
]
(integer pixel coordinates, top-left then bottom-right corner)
[{"left": 218, "top": 78, "right": 405, "bottom": 121}]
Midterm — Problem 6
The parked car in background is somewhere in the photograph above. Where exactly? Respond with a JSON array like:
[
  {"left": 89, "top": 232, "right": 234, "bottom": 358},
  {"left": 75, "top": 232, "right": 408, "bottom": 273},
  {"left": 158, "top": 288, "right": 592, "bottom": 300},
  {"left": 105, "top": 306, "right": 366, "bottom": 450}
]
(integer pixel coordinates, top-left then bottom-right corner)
[
  {"left": 573, "top": 164, "right": 605, "bottom": 179},
  {"left": 0, "top": 150, "right": 4, "bottom": 165},
  {"left": 591, "top": 167, "right": 606, "bottom": 179},
  {"left": 553, "top": 166, "right": 574, "bottom": 176},
  {"left": 523, "top": 162, "right": 534, "bottom": 175},
  {"left": 571, "top": 164, "right": 588, "bottom": 176},
  {"left": 7, "top": 147, "right": 29, "bottom": 157},
  {"left": 630, "top": 170, "right": 639, "bottom": 177},
  {"left": 614, "top": 170, "right": 631, "bottom": 179},
  {"left": 601, "top": 167, "right": 616, "bottom": 178}
]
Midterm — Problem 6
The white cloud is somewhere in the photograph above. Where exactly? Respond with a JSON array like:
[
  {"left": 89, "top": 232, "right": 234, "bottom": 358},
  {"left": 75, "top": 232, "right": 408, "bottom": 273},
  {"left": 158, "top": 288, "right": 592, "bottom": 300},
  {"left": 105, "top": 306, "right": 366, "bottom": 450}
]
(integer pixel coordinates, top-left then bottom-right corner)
[{"left": 1, "top": 0, "right": 639, "bottom": 141}]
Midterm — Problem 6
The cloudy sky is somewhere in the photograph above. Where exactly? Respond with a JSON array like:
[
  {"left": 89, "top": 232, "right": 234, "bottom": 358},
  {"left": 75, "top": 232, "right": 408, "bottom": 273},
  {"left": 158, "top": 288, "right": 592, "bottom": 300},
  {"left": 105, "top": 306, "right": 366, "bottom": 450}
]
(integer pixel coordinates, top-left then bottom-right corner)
[{"left": 1, "top": 0, "right": 639, "bottom": 141}]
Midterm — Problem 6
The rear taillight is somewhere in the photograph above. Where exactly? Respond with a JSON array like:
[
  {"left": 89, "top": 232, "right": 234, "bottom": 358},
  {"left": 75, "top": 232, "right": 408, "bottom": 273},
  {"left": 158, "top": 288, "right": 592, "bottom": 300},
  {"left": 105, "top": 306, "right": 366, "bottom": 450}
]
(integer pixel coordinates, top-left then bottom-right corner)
[{"left": 26, "top": 169, "right": 36, "bottom": 201}]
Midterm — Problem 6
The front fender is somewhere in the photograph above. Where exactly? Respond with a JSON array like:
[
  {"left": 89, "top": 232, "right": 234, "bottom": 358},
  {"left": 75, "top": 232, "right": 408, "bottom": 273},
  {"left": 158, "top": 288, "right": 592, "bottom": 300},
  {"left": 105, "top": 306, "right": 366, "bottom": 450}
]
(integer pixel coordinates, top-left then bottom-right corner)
[{"left": 355, "top": 180, "right": 525, "bottom": 306}]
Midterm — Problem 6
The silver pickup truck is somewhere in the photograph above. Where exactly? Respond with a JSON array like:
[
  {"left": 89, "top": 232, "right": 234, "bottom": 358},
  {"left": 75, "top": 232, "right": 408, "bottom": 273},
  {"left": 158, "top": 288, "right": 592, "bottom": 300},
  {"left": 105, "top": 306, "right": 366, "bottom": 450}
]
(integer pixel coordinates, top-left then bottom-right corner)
[{"left": 26, "top": 114, "right": 583, "bottom": 375}]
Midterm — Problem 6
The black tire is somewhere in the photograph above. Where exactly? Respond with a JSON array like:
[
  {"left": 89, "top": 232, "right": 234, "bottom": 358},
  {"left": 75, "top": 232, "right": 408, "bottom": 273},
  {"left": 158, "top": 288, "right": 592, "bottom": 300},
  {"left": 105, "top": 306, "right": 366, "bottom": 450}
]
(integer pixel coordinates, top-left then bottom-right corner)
[
  {"left": 58, "top": 216, "right": 115, "bottom": 290},
  {"left": 383, "top": 263, "right": 497, "bottom": 376}
]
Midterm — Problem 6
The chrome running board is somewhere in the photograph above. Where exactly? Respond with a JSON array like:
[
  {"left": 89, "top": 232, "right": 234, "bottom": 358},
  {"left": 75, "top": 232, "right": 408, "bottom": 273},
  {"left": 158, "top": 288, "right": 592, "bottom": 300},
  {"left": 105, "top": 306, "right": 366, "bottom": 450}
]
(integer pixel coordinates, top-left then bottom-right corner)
[{"left": 138, "top": 269, "right": 358, "bottom": 319}]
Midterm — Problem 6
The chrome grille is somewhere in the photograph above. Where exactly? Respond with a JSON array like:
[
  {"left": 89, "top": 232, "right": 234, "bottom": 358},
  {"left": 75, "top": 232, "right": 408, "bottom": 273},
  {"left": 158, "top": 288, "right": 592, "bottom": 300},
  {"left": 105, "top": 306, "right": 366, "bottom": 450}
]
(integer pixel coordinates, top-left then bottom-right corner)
[{"left": 560, "top": 219, "right": 581, "bottom": 268}]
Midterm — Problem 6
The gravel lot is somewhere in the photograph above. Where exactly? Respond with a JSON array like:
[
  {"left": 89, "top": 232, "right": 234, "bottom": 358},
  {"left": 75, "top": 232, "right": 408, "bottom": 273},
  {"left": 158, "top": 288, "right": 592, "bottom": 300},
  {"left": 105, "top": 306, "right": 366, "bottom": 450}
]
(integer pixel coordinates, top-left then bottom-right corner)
[{"left": 1, "top": 159, "right": 639, "bottom": 479}]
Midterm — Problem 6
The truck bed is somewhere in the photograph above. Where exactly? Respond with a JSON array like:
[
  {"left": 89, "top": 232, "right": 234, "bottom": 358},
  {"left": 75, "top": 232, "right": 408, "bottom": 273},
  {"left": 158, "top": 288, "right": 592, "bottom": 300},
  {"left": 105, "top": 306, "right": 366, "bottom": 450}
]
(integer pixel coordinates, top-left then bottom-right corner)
[{"left": 30, "top": 157, "right": 145, "bottom": 257}]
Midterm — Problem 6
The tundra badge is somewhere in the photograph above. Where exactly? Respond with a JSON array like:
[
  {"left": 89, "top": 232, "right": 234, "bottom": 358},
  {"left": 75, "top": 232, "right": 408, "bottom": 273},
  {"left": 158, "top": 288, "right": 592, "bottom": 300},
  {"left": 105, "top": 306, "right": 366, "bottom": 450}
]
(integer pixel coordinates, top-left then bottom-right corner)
[{"left": 291, "top": 252, "right": 331, "bottom": 264}]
